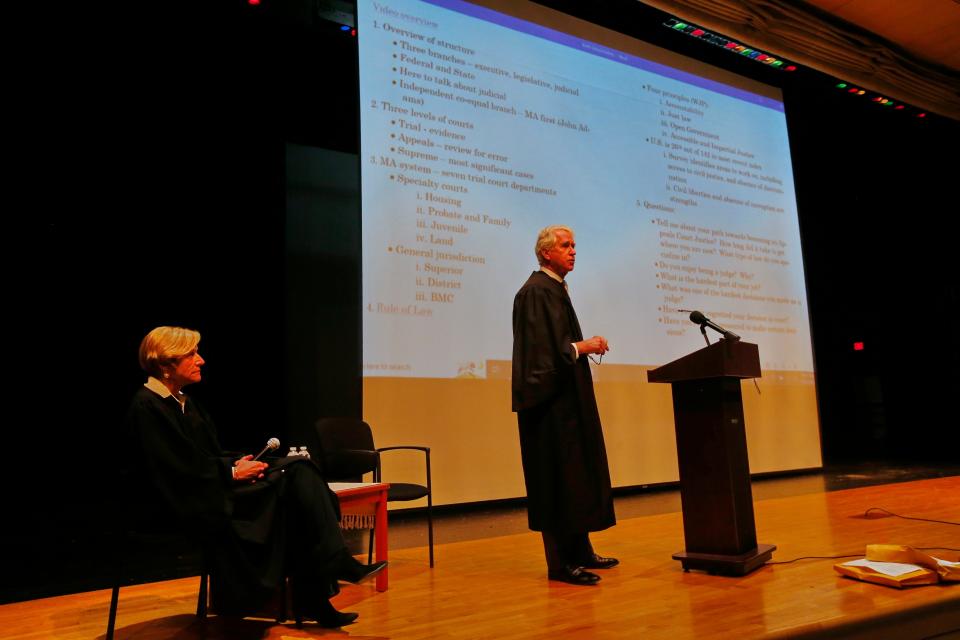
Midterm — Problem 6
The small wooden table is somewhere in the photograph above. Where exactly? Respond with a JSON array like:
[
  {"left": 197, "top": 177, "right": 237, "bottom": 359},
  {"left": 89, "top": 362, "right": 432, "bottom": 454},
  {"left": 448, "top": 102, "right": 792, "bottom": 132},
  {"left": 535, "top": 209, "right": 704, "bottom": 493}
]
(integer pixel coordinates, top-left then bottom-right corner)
[{"left": 329, "top": 482, "right": 390, "bottom": 591}]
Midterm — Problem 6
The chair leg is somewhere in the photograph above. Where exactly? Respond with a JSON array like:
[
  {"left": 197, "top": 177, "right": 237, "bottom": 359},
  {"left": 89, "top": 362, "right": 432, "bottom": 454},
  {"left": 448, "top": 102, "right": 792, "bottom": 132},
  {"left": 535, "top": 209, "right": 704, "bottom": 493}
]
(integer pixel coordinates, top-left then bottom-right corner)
[
  {"left": 286, "top": 576, "right": 304, "bottom": 627},
  {"left": 276, "top": 577, "right": 287, "bottom": 623},
  {"left": 196, "top": 572, "right": 208, "bottom": 618},
  {"left": 292, "top": 588, "right": 305, "bottom": 627},
  {"left": 427, "top": 499, "right": 434, "bottom": 568},
  {"left": 106, "top": 585, "right": 119, "bottom": 640}
]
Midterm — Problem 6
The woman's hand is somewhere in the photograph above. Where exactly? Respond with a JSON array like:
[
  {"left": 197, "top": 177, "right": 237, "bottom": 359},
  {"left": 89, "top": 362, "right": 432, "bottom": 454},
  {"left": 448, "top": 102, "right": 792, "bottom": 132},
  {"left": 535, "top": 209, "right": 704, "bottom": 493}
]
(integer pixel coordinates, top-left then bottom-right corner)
[{"left": 234, "top": 454, "right": 268, "bottom": 482}]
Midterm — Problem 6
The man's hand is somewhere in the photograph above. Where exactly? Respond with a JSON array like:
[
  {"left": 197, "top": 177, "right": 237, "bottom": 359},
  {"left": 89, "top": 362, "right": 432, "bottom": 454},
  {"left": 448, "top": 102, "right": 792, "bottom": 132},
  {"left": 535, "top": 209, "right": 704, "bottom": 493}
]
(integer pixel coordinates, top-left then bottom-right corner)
[
  {"left": 576, "top": 335, "right": 609, "bottom": 355},
  {"left": 234, "top": 454, "right": 268, "bottom": 482}
]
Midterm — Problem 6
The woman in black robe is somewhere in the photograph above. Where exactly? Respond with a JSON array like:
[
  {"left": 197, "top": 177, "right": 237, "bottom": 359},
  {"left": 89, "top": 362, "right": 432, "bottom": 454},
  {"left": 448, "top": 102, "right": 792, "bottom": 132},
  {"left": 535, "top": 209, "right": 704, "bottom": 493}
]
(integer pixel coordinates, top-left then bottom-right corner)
[{"left": 125, "top": 326, "right": 385, "bottom": 626}]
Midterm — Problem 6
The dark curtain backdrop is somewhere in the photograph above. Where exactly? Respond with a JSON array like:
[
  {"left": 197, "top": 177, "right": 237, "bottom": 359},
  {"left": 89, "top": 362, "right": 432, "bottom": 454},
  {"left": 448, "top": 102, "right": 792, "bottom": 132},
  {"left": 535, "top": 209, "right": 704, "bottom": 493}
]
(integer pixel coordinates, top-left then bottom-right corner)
[{"left": 786, "top": 88, "right": 960, "bottom": 462}]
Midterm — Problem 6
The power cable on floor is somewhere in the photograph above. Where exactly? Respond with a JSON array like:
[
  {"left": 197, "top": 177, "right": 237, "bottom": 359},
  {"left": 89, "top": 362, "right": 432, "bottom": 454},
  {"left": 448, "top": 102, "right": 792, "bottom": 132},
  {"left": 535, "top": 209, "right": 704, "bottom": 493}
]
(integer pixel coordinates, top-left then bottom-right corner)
[
  {"left": 768, "top": 554, "right": 861, "bottom": 565},
  {"left": 863, "top": 507, "right": 959, "bottom": 526},
  {"left": 766, "top": 507, "right": 959, "bottom": 564}
]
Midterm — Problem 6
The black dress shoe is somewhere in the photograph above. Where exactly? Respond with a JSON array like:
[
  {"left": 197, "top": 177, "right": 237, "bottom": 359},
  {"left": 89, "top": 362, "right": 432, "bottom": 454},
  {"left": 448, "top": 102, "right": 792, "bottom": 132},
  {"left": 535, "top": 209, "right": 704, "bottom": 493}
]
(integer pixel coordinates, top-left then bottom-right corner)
[
  {"left": 582, "top": 553, "right": 619, "bottom": 569},
  {"left": 547, "top": 565, "right": 600, "bottom": 585},
  {"left": 335, "top": 551, "right": 389, "bottom": 584},
  {"left": 318, "top": 609, "right": 359, "bottom": 628},
  {"left": 306, "top": 598, "right": 359, "bottom": 628}
]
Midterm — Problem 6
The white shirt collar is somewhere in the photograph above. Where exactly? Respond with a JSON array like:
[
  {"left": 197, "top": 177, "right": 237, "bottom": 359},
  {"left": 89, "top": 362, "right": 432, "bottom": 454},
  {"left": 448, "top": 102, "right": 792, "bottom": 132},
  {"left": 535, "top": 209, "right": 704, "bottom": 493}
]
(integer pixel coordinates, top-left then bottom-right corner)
[
  {"left": 540, "top": 267, "right": 567, "bottom": 288},
  {"left": 145, "top": 376, "right": 186, "bottom": 411}
]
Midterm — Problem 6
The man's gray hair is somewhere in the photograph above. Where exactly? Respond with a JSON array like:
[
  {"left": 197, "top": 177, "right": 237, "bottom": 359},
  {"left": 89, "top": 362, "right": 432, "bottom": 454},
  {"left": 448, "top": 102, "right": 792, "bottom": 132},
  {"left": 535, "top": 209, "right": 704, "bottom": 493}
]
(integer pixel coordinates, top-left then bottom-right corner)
[{"left": 535, "top": 225, "right": 574, "bottom": 266}]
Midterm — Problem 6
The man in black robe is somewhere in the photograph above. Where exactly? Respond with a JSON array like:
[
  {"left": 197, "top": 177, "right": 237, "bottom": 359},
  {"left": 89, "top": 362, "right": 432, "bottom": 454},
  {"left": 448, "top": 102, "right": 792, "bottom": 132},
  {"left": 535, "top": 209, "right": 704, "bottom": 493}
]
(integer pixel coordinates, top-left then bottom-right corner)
[{"left": 512, "top": 225, "right": 618, "bottom": 586}]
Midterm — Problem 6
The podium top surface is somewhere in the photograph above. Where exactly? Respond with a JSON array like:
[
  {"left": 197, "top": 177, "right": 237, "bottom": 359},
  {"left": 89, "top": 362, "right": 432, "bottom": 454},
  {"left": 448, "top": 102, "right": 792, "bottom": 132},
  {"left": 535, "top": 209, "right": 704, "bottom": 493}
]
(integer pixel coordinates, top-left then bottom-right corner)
[{"left": 647, "top": 340, "right": 761, "bottom": 383}]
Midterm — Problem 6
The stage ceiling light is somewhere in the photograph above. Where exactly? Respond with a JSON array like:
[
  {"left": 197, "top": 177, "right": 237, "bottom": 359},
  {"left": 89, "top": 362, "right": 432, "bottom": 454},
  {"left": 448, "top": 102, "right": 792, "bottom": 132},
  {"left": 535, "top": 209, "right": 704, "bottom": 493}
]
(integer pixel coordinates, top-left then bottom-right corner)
[
  {"left": 834, "top": 82, "right": 927, "bottom": 116},
  {"left": 663, "top": 18, "right": 794, "bottom": 71}
]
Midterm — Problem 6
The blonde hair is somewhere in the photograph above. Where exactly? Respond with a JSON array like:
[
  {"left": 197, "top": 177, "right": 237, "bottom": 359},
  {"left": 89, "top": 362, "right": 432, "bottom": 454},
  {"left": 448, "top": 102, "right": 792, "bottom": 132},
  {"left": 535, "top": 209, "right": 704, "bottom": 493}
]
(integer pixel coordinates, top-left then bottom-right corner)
[
  {"left": 139, "top": 326, "right": 201, "bottom": 378},
  {"left": 534, "top": 225, "right": 574, "bottom": 266}
]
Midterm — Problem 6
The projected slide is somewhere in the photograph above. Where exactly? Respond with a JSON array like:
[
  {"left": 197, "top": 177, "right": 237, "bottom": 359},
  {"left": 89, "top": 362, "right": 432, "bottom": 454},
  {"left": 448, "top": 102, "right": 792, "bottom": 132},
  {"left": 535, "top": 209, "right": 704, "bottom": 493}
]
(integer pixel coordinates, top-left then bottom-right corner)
[{"left": 359, "top": 0, "right": 812, "bottom": 379}]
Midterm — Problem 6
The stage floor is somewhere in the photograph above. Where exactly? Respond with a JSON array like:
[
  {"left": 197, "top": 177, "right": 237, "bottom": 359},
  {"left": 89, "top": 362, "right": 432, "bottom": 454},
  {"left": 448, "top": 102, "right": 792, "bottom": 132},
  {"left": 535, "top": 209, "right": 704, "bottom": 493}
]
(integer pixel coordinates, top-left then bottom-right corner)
[
  {"left": 382, "top": 461, "right": 960, "bottom": 552},
  {"left": 1, "top": 474, "right": 957, "bottom": 639}
]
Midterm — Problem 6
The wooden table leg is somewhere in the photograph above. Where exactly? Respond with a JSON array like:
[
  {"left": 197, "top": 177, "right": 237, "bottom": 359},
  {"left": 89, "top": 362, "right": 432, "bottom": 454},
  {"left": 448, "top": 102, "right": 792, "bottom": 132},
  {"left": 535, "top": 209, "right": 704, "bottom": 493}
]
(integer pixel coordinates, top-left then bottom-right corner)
[
  {"left": 375, "top": 487, "right": 388, "bottom": 591},
  {"left": 373, "top": 489, "right": 390, "bottom": 591}
]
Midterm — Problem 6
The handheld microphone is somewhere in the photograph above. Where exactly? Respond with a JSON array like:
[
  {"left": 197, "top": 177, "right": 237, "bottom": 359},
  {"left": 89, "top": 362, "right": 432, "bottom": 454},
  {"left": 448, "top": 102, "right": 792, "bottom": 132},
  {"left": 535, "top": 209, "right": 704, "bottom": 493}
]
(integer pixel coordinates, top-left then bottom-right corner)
[
  {"left": 252, "top": 437, "right": 280, "bottom": 461},
  {"left": 688, "top": 310, "right": 740, "bottom": 341}
]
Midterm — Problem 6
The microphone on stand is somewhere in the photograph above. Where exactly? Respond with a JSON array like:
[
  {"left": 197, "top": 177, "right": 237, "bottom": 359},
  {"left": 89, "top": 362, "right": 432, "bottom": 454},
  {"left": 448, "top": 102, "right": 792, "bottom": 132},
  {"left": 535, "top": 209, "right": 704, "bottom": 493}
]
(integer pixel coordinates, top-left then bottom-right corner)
[
  {"left": 686, "top": 310, "right": 740, "bottom": 342},
  {"left": 252, "top": 437, "right": 280, "bottom": 461}
]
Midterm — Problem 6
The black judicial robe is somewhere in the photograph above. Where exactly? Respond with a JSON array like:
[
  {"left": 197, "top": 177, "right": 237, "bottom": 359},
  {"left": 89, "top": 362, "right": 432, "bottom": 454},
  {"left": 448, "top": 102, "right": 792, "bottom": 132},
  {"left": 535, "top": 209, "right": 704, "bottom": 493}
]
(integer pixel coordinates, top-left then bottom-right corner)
[
  {"left": 512, "top": 270, "right": 615, "bottom": 533},
  {"left": 124, "top": 387, "right": 343, "bottom": 613}
]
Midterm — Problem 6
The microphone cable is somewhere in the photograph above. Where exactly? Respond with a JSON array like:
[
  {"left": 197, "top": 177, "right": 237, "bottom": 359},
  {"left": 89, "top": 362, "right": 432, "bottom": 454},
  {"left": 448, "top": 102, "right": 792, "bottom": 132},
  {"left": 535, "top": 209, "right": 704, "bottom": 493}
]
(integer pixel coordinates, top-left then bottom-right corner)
[
  {"left": 764, "top": 507, "right": 959, "bottom": 565},
  {"left": 863, "top": 507, "right": 959, "bottom": 526}
]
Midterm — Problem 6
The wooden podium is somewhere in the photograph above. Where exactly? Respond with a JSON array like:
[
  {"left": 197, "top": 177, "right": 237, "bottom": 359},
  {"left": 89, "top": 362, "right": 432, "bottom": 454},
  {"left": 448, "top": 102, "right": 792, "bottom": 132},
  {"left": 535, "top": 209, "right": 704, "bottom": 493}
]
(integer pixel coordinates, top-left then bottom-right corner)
[{"left": 648, "top": 339, "right": 775, "bottom": 575}]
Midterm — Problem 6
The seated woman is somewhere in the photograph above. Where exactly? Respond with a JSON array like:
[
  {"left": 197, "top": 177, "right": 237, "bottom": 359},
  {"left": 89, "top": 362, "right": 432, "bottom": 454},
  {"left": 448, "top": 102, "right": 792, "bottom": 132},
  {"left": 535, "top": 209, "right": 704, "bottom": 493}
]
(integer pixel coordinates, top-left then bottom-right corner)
[{"left": 124, "top": 326, "right": 385, "bottom": 627}]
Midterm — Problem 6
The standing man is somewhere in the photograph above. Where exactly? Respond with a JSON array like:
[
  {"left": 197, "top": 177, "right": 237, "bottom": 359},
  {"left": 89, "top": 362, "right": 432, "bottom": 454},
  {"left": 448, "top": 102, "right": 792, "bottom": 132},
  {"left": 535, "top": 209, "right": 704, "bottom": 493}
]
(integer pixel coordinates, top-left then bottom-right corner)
[{"left": 512, "top": 225, "right": 618, "bottom": 586}]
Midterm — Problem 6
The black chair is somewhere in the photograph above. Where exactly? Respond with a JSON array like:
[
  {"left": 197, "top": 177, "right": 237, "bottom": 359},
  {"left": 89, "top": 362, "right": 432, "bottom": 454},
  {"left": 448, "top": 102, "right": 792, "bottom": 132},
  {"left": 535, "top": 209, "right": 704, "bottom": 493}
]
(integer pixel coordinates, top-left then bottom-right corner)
[
  {"left": 106, "top": 530, "right": 209, "bottom": 640},
  {"left": 315, "top": 417, "right": 434, "bottom": 567},
  {"left": 105, "top": 472, "right": 297, "bottom": 638},
  {"left": 105, "top": 536, "right": 302, "bottom": 637}
]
